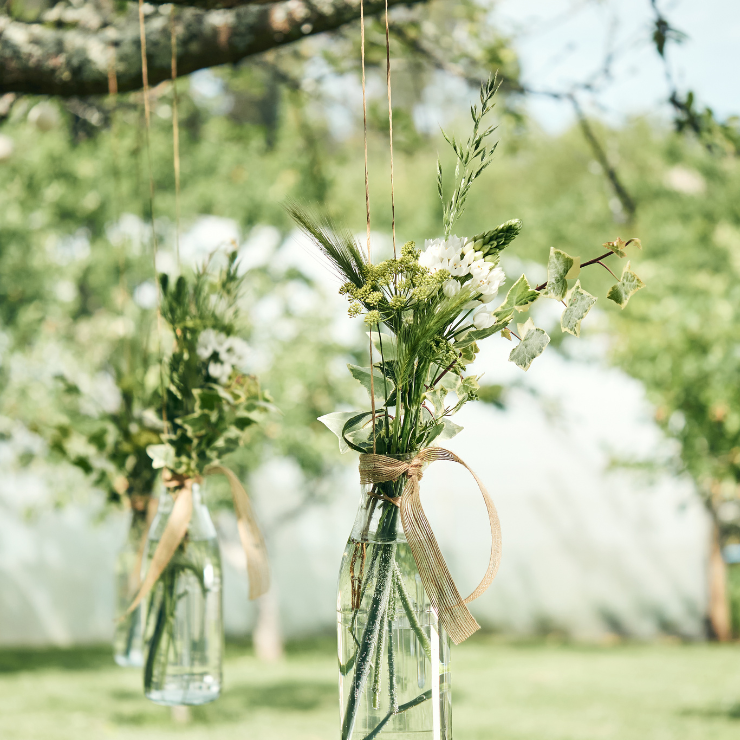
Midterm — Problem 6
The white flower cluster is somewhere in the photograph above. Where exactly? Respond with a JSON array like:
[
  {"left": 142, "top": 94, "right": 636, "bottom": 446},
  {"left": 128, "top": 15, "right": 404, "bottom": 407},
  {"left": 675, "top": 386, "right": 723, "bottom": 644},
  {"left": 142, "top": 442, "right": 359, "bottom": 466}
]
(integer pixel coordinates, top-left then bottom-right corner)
[
  {"left": 418, "top": 236, "right": 506, "bottom": 329},
  {"left": 196, "top": 329, "right": 251, "bottom": 385}
]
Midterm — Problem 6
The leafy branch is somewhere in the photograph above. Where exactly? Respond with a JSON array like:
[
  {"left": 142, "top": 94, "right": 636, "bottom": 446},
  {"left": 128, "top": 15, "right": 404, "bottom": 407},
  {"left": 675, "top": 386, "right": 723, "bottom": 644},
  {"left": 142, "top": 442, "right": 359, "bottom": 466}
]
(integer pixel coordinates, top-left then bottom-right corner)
[{"left": 438, "top": 74, "right": 501, "bottom": 236}]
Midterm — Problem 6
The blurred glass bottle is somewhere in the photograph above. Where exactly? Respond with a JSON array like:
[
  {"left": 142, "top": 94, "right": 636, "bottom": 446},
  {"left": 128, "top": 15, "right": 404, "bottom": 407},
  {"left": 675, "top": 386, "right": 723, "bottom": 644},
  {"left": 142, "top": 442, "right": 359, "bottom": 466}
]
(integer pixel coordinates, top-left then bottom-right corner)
[
  {"left": 113, "top": 496, "right": 151, "bottom": 667},
  {"left": 142, "top": 482, "right": 223, "bottom": 705}
]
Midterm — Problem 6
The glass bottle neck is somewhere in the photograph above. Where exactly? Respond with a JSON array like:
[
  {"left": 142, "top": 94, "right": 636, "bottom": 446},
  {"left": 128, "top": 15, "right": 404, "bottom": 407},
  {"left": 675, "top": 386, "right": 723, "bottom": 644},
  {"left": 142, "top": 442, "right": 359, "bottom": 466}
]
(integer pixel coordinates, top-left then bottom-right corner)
[{"left": 350, "top": 453, "right": 422, "bottom": 544}]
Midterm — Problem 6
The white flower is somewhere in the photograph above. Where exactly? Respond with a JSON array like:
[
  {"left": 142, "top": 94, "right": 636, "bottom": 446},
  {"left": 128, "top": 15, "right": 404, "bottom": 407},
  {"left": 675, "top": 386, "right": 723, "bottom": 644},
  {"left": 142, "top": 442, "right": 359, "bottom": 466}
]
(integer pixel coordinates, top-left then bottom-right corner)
[
  {"left": 197, "top": 328, "right": 226, "bottom": 360},
  {"left": 219, "top": 336, "right": 251, "bottom": 371},
  {"left": 448, "top": 250, "right": 476, "bottom": 277},
  {"left": 442, "top": 279, "right": 460, "bottom": 298},
  {"left": 473, "top": 311, "right": 495, "bottom": 330},
  {"left": 418, "top": 235, "right": 465, "bottom": 274},
  {"left": 208, "top": 360, "right": 232, "bottom": 384},
  {"left": 479, "top": 267, "right": 507, "bottom": 302}
]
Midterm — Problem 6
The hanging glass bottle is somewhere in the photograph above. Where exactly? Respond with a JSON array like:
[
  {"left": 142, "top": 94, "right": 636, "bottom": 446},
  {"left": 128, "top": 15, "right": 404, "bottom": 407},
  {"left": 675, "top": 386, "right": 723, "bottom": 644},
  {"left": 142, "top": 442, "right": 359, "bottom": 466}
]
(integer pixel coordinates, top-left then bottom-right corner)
[
  {"left": 337, "top": 454, "right": 452, "bottom": 740},
  {"left": 113, "top": 500, "right": 149, "bottom": 667},
  {"left": 142, "top": 482, "right": 223, "bottom": 705}
]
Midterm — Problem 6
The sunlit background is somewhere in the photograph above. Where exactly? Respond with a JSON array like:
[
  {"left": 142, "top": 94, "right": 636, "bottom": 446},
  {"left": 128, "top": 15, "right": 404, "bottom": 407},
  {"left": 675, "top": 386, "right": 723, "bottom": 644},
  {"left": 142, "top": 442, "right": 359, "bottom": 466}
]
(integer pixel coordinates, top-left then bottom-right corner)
[{"left": 1, "top": 0, "right": 740, "bottom": 738}]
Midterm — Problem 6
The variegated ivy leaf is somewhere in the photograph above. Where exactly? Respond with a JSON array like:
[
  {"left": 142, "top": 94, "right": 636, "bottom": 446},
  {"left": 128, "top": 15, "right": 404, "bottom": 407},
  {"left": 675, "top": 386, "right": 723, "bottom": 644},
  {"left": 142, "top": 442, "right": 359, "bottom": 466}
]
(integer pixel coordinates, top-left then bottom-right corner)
[
  {"left": 517, "top": 317, "right": 535, "bottom": 338},
  {"left": 457, "top": 316, "right": 512, "bottom": 346},
  {"left": 348, "top": 364, "right": 394, "bottom": 406},
  {"left": 603, "top": 236, "right": 642, "bottom": 258},
  {"left": 425, "top": 387, "right": 448, "bottom": 416},
  {"left": 509, "top": 326, "right": 550, "bottom": 371},
  {"left": 493, "top": 275, "right": 540, "bottom": 318},
  {"left": 603, "top": 237, "right": 628, "bottom": 257},
  {"left": 606, "top": 261, "right": 645, "bottom": 308},
  {"left": 367, "top": 331, "right": 398, "bottom": 360},
  {"left": 543, "top": 248, "right": 576, "bottom": 300},
  {"left": 318, "top": 411, "right": 365, "bottom": 453},
  {"left": 439, "top": 418, "right": 464, "bottom": 441},
  {"left": 501, "top": 327, "right": 512, "bottom": 340},
  {"left": 440, "top": 371, "right": 462, "bottom": 393},
  {"left": 147, "top": 443, "right": 176, "bottom": 469},
  {"left": 561, "top": 280, "right": 597, "bottom": 337}
]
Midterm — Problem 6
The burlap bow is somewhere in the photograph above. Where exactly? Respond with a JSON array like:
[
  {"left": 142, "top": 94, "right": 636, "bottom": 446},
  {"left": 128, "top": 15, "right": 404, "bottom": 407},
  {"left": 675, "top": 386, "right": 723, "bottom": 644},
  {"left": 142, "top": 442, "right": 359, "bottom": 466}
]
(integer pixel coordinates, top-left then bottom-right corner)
[
  {"left": 359, "top": 447, "right": 502, "bottom": 644},
  {"left": 125, "top": 465, "right": 269, "bottom": 615}
]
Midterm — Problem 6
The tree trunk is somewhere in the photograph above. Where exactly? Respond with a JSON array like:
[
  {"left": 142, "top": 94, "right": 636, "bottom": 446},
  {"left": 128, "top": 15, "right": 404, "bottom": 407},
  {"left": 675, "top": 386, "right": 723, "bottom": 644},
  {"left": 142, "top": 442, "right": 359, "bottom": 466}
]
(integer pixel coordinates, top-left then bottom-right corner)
[
  {"left": 253, "top": 587, "right": 284, "bottom": 661},
  {"left": 708, "top": 521, "right": 731, "bottom": 641}
]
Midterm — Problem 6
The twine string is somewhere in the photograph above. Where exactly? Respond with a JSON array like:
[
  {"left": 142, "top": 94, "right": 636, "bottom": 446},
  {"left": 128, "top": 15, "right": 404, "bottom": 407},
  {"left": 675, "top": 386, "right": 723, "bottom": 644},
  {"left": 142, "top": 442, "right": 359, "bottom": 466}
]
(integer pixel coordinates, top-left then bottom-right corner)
[
  {"left": 384, "top": 0, "right": 397, "bottom": 258},
  {"left": 170, "top": 6, "right": 181, "bottom": 270},
  {"left": 137, "top": 0, "right": 169, "bottom": 436},
  {"left": 359, "top": 0, "right": 377, "bottom": 453}
]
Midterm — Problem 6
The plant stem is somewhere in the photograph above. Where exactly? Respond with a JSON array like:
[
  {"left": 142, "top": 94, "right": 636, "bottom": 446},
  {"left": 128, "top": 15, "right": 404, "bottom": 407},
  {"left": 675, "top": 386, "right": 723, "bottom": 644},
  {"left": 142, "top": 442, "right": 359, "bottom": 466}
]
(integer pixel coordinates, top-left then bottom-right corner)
[
  {"left": 341, "top": 542, "right": 397, "bottom": 740},
  {"left": 361, "top": 690, "right": 433, "bottom": 740},
  {"left": 393, "top": 564, "right": 432, "bottom": 662}
]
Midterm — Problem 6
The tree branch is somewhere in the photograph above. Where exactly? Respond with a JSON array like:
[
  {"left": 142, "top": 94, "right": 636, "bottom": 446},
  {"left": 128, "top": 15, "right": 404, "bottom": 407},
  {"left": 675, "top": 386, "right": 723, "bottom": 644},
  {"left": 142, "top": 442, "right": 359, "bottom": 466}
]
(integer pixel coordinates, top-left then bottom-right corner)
[{"left": 0, "top": 0, "right": 426, "bottom": 96}]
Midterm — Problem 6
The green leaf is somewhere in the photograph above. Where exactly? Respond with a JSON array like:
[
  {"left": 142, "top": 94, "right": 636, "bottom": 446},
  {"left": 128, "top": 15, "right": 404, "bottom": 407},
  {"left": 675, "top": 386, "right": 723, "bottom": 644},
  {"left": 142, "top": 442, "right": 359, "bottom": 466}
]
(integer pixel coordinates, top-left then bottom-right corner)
[
  {"left": 318, "top": 411, "right": 364, "bottom": 454},
  {"left": 367, "top": 331, "right": 398, "bottom": 361},
  {"left": 348, "top": 364, "right": 395, "bottom": 406},
  {"left": 342, "top": 412, "right": 375, "bottom": 454},
  {"left": 439, "top": 418, "right": 464, "bottom": 441},
  {"left": 603, "top": 237, "right": 628, "bottom": 258},
  {"left": 606, "top": 261, "right": 645, "bottom": 308},
  {"left": 493, "top": 275, "right": 540, "bottom": 318},
  {"left": 543, "top": 248, "right": 576, "bottom": 300},
  {"left": 425, "top": 387, "right": 448, "bottom": 416},
  {"left": 147, "top": 443, "right": 175, "bottom": 469},
  {"left": 561, "top": 281, "right": 597, "bottom": 337},
  {"left": 509, "top": 327, "right": 550, "bottom": 371}
]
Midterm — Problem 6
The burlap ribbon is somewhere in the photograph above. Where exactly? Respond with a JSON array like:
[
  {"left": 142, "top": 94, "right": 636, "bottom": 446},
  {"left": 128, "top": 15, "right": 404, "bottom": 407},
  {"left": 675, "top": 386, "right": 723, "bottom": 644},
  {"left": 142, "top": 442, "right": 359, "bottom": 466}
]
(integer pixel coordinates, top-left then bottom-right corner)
[
  {"left": 359, "top": 447, "right": 502, "bottom": 645},
  {"left": 125, "top": 465, "right": 269, "bottom": 615}
]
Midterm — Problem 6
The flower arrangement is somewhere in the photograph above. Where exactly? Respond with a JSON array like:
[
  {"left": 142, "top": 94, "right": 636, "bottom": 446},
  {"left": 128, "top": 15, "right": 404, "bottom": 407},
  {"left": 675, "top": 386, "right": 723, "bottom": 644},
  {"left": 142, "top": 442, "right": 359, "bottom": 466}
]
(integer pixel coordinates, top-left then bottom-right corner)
[
  {"left": 146, "top": 250, "right": 273, "bottom": 478},
  {"left": 130, "top": 249, "right": 273, "bottom": 704},
  {"left": 292, "top": 77, "right": 644, "bottom": 458},
  {"left": 290, "top": 76, "right": 645, "bottom": 740}
]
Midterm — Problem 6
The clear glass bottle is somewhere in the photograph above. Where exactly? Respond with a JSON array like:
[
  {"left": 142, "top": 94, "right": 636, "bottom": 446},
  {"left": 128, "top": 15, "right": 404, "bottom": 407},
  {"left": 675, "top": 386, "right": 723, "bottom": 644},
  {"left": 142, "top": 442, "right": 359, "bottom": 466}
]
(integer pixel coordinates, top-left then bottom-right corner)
[
  {"left": 113, "top": 505, "right": 148, "bottom": 667},
  {"left": 142, "top": 482, "right": 223, "bottom": 706},
  {"left": 337, "top": 454, "right": 452, "bottom": 740}
]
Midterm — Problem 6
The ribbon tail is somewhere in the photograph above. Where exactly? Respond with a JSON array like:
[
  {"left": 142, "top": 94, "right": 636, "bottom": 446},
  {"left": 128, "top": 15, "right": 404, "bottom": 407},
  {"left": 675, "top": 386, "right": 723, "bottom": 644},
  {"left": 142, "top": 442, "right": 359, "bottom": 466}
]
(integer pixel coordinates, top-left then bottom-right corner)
[
  {"left": 206, "top": 465, "right": 270, "bottom": 600},
  {"left": 124, "top": 485, "right": 192, "bottom": 616},
  {"left": 400, "top": 477, "right": 480, "bottom": 645}
]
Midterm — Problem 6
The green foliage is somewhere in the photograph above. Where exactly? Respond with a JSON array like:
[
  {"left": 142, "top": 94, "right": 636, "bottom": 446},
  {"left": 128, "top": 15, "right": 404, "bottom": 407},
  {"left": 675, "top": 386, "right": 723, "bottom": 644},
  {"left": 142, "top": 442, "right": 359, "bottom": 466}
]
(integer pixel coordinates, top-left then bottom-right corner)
[
  {"left": 543, "top": 248, "right": 577, "bottom": 301},
  {"left": 153, "top": 252, "right": 272, "bottom": 478},
  {"left": 438, "top": 75, "right": 500, "bottom": 236},
  {"left": 561, "top": 281, "right": 597, "bottom": 337}
]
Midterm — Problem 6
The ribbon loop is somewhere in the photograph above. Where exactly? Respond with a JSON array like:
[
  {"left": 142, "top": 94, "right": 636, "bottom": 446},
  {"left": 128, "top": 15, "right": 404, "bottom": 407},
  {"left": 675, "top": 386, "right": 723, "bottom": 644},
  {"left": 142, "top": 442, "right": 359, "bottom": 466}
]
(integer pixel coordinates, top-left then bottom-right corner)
[
  {"left": 358, "top": 447, "right": 502, "bottom": 645},
  {"left": 125, "top": 467, "right": 269, "bottom": 616}
]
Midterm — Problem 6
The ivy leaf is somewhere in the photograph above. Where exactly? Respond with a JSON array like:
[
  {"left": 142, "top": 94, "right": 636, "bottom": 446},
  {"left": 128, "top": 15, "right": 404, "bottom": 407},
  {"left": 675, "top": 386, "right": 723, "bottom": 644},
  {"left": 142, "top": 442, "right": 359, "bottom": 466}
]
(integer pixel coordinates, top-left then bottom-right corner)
[
  {"left": 457, "top": 315, "right": 512, "bottom": 346},
  {"left": 543, "top": 248, "right": 576, "bottom": 300},
  {"left": 493, "top": 275, "right": 540, "bottom": 318},
  {"left": 147, "top": 443, "right": 176, "bottom": 469},
  {"left": 602, "top": 237, "right": 629, "bottom": 257},
  {"left": 561, "top": 281, "right": 597, "bottom": 337},
  {"left": 606, "top": 261, "right": 645, "bottom": 308},
  {"left": 425, "top": 387, "right": 448, "bottom": 416},
  {"left": 318, "top": 411, "right": 365, "bottom": 454},
  {"left": 348, "top": 364, "right": 395, "bottom": 406},
  {"left": 509, "top": 326, "right": 550, "bottom": 371},
  {"left": 438, "top": 418, "right": 464, "bottom": 441}
]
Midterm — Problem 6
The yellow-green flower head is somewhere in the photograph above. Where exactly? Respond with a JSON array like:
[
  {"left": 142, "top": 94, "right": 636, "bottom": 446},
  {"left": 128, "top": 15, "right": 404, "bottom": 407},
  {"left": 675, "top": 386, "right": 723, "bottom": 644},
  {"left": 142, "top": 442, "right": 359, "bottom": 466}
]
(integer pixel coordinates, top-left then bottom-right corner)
[{"left": 364, "top": 310, "right": 381, "bottom": 326}]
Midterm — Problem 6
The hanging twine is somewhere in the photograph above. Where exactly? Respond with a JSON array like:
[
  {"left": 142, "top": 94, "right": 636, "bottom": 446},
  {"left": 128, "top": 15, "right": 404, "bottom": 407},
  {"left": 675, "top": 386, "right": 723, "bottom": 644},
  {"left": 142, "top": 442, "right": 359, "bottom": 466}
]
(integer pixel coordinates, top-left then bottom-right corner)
[
  {"left": 170, "top": 6, "right": 181, "bottom": 270},
  {"left": 125, "top": 467, "right": 270, "bottom": 614},
  {"left": 128, "top": 5, "right": 269, "bottom": 612},
  {"left": 359, "top": 0, "right": 377, "bottom": 452},
  {"left": 359, "top": 448, "right": 502, "bottom": 645},
  {"left": 384, "top": 0, "right": 397, "bottom": 259}
]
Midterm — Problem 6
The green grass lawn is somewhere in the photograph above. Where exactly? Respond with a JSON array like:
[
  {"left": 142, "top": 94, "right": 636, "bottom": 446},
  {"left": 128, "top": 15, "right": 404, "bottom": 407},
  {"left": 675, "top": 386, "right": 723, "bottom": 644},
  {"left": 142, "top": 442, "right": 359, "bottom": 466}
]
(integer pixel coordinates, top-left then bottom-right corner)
[{"left": 0, "top": 634, "right": 739, "bottom": 739}]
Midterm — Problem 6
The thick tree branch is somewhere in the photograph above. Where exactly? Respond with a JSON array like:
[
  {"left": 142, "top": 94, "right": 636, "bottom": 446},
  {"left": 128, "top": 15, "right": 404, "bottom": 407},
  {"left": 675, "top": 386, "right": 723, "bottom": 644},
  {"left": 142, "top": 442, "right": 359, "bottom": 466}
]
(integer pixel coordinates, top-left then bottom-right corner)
[{"left": 0, "top": 0, "right": 426, "bottom": 96}]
